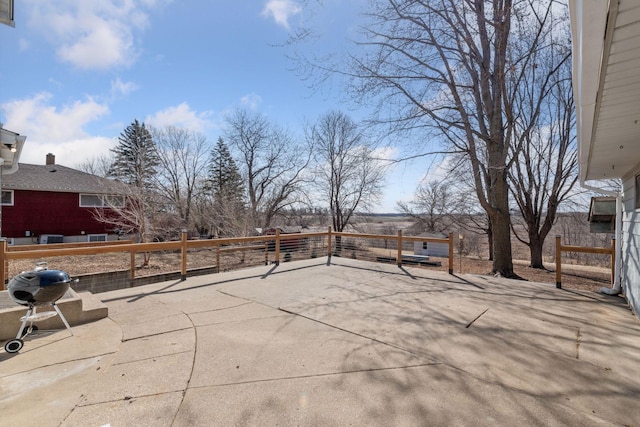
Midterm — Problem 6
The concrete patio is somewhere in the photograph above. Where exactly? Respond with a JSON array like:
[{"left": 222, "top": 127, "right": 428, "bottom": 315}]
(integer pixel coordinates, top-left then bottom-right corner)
[{"left": 1, "top": 257, "right": 639, "bottom": 426}]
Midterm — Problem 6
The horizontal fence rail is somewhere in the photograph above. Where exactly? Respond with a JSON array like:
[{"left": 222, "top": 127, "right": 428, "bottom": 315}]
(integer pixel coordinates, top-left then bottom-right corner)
[
  {"left": 1, "top": 229, "right": 455, "bottom": 288},
  {"left": 555, "top": 235, "right": 615, "bottom": 289}
]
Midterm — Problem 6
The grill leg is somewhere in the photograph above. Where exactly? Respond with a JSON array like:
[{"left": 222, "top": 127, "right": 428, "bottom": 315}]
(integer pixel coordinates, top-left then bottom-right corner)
[
  {"left": 53, "top": 303, "right": 74, "bottom": 336},
  {"left": 16, "top": 307, "right": 33, "bottom": 339}
]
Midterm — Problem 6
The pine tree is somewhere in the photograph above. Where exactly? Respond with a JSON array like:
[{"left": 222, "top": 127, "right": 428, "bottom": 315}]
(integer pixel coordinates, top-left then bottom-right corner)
[
  {"left": 109, "top": 119, "right": 160, "bottom": 189},
  {"left": 207, "top": 137, "right": 245, "bottom": 207},
  {"left": 104, "top": 119, "right": 161, "bottom": 255},
  {"left": 206, "top": 137, "right": 246, "bottom": 236}
]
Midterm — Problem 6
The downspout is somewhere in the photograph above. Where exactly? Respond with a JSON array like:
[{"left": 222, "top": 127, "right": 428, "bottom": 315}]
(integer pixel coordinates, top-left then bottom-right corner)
[{"left": 581, "top": 181, "right": 622, "bottom": 295}]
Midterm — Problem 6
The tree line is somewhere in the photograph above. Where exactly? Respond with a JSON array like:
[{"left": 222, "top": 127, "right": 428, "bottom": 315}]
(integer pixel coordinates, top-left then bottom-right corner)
[
  {"left": 81, "top": 0, "right": 591, "bottom": 277},
  {"left": 79, "top": 110, "right": 387, "bottom": 261},
  {"left": 291, "top": 0, "right": 582, "bottom": 276}
]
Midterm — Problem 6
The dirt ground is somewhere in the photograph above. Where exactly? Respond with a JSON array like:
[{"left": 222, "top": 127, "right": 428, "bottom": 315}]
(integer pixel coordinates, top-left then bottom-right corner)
[
  {"left": 6, "top": 247, "right": 613, "bottom": 295},
  {"left": 456, "top": 256, "right": 613, "bottom": 293}
]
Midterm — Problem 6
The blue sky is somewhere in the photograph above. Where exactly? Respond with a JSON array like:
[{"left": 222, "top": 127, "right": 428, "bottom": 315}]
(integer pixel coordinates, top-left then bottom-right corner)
[{"left": 0, "top": 0, "right": 437, "bottom": 212}]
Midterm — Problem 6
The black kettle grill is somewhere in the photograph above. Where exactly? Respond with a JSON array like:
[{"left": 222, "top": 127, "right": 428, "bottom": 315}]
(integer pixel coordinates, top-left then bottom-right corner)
[{"left": 4, "top": 263, "right": 75, "bottom": 353}]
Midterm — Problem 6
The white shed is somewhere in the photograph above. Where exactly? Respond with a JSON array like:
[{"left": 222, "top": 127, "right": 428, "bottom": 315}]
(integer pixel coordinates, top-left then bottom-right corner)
[{"left": 413, "top": 233, "right": 449, "bottom": 257}]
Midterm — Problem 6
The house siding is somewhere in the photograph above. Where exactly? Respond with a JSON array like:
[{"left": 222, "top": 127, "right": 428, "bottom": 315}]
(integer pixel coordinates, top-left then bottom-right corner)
[
  {"left": 622, "top": 172, "right": 640, "bottom": 317},
  {"left": 2, "top": 190, "right": 112, "bottom": 239}
]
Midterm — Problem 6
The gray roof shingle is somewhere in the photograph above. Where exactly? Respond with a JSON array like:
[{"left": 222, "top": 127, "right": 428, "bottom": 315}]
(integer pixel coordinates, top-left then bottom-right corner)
[{"left": 1, "top": 163, "right": 119, "bottom": 194}]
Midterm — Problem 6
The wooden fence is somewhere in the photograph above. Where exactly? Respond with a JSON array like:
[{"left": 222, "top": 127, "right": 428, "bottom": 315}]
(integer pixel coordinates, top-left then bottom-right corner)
[
  {"left": 555, "top": 235, "right": 615, "bottom": 289},
  {"left": 1, "top": 229, "right": 454, "bottom": 288}
]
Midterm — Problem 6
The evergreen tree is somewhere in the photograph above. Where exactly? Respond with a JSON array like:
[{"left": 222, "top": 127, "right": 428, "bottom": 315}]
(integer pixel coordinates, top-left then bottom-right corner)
[
  {"left": 109, "top": 119, "right": 160, "bottom": 189},
  {"left": 206, "top": 137, "right": 246, "bottom": 236},
  {"left": 207, "top": 137, "right": 245, "bottom": 204},
  {"left": 104, "top": 119, "right": 161, "bottom": 254}
]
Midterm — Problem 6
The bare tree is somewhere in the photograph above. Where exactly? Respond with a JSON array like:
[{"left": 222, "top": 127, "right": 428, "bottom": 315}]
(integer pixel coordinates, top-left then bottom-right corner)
[
  {"left": 150, "top": 126, "right": 210, "bottom": 231},
  {"left": 292, "top": 0, "right": 565, "bottom": 278},
  {"left": 76, "top": 153, "right": 114, "bottom": 177},
  {"left": 397, "top": 180, "right": 452, "bottom": 234},
  {"left": 501, "top": 2, "right": 577, "bottom": 269},
  {"left": 91, "top": 183, "right": 160, "bottom": 265},
  {"left": 224, "top": 109, "right": 310, "bottom": 230},
  {"left": 308, "top": 110, "right": 386, "bottom": 236},
  {"left": 509, "top": 62, "right": 577, "bottom": 267}
]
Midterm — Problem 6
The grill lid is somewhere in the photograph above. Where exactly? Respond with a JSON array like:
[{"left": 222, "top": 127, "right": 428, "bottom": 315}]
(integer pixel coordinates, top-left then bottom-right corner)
[{"left": 33, "top": 269, "right": 71, "bottom": 286}]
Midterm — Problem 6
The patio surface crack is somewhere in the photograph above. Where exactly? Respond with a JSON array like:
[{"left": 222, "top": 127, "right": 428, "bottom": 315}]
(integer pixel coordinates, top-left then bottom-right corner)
[{"left": 189, "top": 363, "right": 441, "bottom": 389}]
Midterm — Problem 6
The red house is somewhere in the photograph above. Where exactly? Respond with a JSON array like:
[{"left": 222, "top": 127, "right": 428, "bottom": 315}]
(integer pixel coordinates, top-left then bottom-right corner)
[{"left": 1, "top": 154, "right": 123, "bottom": 245}]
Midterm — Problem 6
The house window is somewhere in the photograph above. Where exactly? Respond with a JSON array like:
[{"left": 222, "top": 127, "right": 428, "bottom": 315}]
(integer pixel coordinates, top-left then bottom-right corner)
[
  {"left": 80, "top": 194, "right": 124, "bottom": 208},
  {"left": 80, "top": 194, "right": 102, "bottom": 207},
  {"left": 87, "top": 234, "right": 107, "bottom": 242},
  {"left": 422, "top": 242, "right": 428, "bottom": 250},
  {"left": 1, "top": 190, "right": 14, "bottom": 206},
  {"left": 636, "top": 174, "right": 640, "bottom": 210}
]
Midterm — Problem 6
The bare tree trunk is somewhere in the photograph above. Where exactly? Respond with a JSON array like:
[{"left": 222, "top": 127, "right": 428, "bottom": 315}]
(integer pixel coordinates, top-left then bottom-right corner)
[
  {"left": 487, "top": 219, "right": 494, "bottom": 261},
  {"left": 529, "top": 234, "right": 545, "bottom": 269},
  {"left": 488, "top": 173, "right": 515, "bottom": 276}
]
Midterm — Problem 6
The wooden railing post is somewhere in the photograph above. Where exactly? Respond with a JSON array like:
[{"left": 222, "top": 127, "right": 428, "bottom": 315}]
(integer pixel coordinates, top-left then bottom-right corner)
[
  {"left": 448, "top": 232, "right": 454, "bottom": 274},
  {"left": 275, "top": 228, "right": 281, "bottom": 266},
  {"left": 130, "top": 250, "right": 136, "bottom": 279},
  {"left": 216, "top": 245, "right": 221, "bottom": 273},
  {"left": 555, "top": 235, "right": 562, "bottom": 289},
  {"left": 181, "top": 230, "right": 188, "bottom": 281},
  {"left": 397, "top": 230, "right": 403, "bottom": 267},
  {"left": 327, "top": 226, "right": 332, "bottom": 258},
  {"left": 1, "top": 239, "right": 7, "bottom": 289}
]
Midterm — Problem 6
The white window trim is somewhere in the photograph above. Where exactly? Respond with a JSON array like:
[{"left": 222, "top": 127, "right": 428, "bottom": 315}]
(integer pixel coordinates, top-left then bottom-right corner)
[
  {"left": 80, "top": 193, "right": 124, "bottom": 208},
  {"left": 80, "top": 193, "right": 104, "bottom": 207},
  {"left": 2, "top": 190, "right": 14, "bottom": 206}
]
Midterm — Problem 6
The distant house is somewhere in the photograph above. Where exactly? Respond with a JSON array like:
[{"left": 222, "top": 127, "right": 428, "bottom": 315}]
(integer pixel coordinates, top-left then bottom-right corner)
[
  {"left": 1, "top": 154, "right": 125, "bottom": 245},
  {"left": 413, "top": 232, "right": 449, "bottom": 258},
  {"left": 263, "top": 227, "right": 303, "bottom": 252},
  {"left": 569, "top": 0, "right": 640, "bottom": 317}
]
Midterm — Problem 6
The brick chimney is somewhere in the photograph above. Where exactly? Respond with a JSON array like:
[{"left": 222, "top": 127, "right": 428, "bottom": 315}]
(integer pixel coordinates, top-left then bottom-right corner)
[{"left": 46, "top": 153, "right": 55, "bottom": 165}]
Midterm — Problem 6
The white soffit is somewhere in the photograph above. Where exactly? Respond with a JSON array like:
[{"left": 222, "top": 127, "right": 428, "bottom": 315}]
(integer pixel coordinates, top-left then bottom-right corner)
[
  {"left": 573, "top": 0, "right": 640, "bottom": 181},
  {"left": 0, "top": 128, "right": 26, "bottom": 174},
  {"left": 0, "top": 0, "right": 14, "bottom": 27}
]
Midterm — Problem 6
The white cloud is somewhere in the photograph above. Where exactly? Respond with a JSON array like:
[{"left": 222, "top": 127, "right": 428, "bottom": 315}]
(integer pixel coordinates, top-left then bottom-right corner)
[
  {"left": 145, "top": 102, "right": 215, "bottom": 133},
  {"left": 240, "top": 93, "right": 263, "bottom": 110},
  {"left": 58, "top": 20, "right": 134, "bottom": 70},
  {"left": 20, "top": 137, "right": 116, "bottom": 167},
  {"left": 1, "top": 92, "right": 109, "bottom": 142},
  {"left": 18, "top": 39, "right": 30, "bottom": 51},
  {"left": 262, "top": 0, "right": 301, "bottom": 30},
  {"left": 0, "top": 92, "right": 113, "bottom": 166},
  {"left": 48, "top": 77, "right": 63, "bottom": 89},
  {"left": 24, "top": 0, "right": 162, "bottom": 70},
  {"left": 110, "top": 78, "right": 139, "bottom": 97}
]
